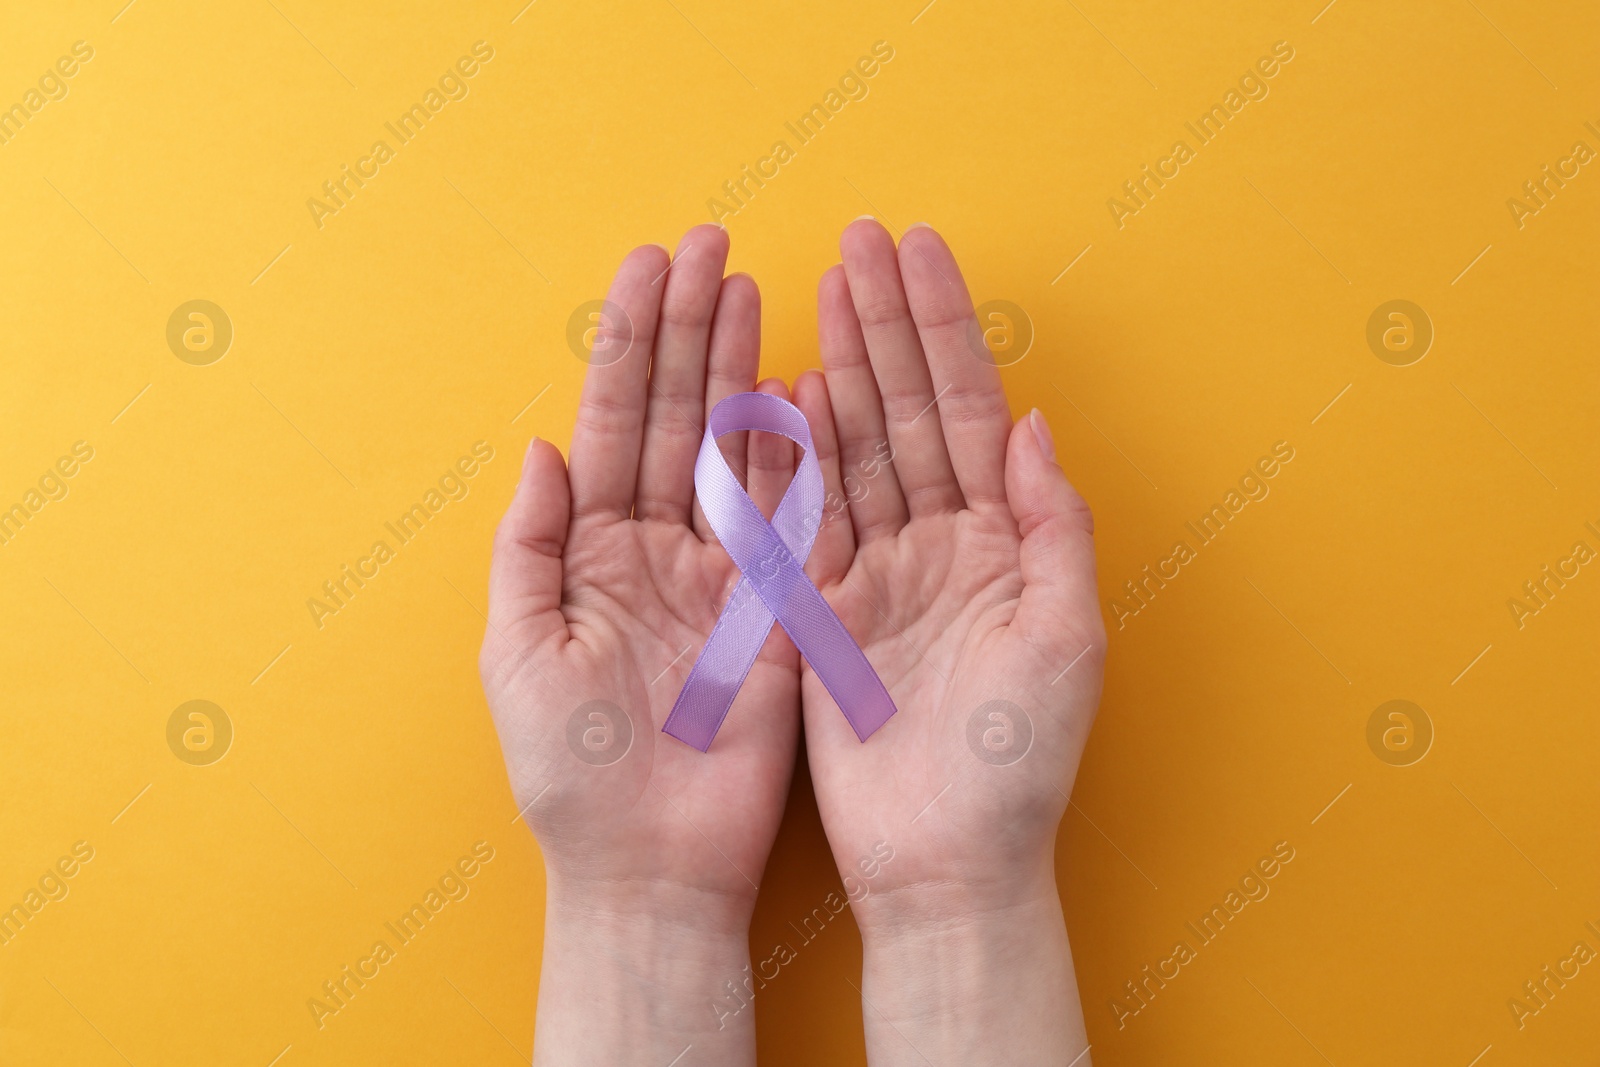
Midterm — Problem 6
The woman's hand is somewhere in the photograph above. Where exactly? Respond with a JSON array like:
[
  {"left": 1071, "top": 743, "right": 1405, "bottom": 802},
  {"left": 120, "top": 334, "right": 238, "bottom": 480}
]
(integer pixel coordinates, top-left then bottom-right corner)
[
  {"left": 479, "top": 224, "right": 799, "bottom": 1066},
  {"left": 794, "top": 219, "right": 1104, "bottom": 1066}
]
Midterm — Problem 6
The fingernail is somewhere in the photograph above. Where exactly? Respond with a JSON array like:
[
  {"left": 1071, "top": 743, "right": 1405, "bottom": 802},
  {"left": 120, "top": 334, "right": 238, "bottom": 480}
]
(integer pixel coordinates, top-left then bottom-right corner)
[
  {"left": 906, "top": 221, "right": 932, "bottom": 230},
  {"left": 852, "top": 214, "right": 875, "bottom": 221},
  {"left": 515, "top": 437, "right": 539, "bottom": 493},
  {"left": 1030, "top": 409, "right": 1056, "bottom": 462}
]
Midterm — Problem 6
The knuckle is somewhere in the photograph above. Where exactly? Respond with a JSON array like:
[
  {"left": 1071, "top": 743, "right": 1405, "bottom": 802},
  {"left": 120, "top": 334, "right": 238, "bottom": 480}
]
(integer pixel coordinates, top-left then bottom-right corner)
[
  {"left": 854, "top": 291, "right": 908, "bottom": 329},
  {"left": 658, "top": 294, "right": 711, "bottom": 329},
  {"left": 942, "top": 385, "right": 1009, "bottom": 427},
  {"left": 912, "top": 301, "right": 974, "bottom": 331}
]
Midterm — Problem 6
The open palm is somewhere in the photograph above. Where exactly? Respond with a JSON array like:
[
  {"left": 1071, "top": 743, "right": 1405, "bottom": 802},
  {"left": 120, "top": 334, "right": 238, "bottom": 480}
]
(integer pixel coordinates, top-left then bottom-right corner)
[
  {"left": 480, "top": 226, "right": 800, "bottom": 914},
  {"left": 792, "top": 221, "right": 1105, "bottom": 920}
]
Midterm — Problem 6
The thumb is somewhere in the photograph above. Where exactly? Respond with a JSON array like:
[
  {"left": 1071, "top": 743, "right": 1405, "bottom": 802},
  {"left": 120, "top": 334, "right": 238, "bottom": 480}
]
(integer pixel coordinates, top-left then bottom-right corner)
[
  {"left": 487, "top": 437, "right": 571, "bottom": 656},
  {"left": 1004, "top": 409, "right": 1102, "bottom": 654}
]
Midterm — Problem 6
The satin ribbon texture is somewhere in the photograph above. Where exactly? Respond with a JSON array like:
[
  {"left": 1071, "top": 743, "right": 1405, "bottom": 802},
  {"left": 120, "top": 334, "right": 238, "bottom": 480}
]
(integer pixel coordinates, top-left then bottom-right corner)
[{"left": 662, "top": 391, "right": 897, "bottom": 751}]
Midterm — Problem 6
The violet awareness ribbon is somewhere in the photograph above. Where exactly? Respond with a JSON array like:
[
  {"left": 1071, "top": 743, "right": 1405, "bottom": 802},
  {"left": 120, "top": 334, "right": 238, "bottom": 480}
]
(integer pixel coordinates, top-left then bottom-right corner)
[{"left": 662, "top": 391, "right": 897, "bottom": 751}]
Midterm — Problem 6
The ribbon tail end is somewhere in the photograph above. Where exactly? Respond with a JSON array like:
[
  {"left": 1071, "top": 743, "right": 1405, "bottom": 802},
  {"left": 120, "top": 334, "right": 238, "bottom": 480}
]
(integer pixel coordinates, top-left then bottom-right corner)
[
  {"left": 661, "top": 719, "right": 715, "bottom": 753},
  {"left": 845, "top": 696, "right": 898, "bottom": 744}
]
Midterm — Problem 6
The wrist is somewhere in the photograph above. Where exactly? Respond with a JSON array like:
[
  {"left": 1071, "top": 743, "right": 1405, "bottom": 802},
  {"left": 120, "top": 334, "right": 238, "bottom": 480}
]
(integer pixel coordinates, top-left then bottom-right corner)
[
  {"left": 546, "top": 870, "right": 754, "bottom": 943},
  {"left": 855, "top": 875, "right": 1089, "bottom": 1066},
  {"left": 534, "top": 875, "right": 757, "bottom": 1066},
  {"left": 851, "top": 848, "right": 1059, "bottom": 939}
]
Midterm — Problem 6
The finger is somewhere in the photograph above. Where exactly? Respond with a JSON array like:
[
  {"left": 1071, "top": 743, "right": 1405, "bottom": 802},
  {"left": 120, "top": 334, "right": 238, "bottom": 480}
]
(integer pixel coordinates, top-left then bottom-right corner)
[
  {"left": 746, "top": 377, "right": 796, "bottom": 520},
  {"left": 569, "top": 243, "right": 670, "bottom": 519},
  {"left": 793, "top": 369, "right": 855, "bottom": 581},
  {"left": 839, "top": 218, "right": 963, "bottom": 515},
  {"left": 487, "top": 437, "right": 572, "bottom": 656},
  {"left": 817, "top": 261, "right": 908, "bottom": 541},
  {"left": 897, "top": 224, "right": 1012, "bottom": 508},
  {"left": 692, "top": 272, "right": 761, "bottom": 540},
  {"left": 1005, "top": 410, "right": 1101, "bottom": 660},
  {"left": 635, "top": 225, "right": 730, "bottom": 525}
]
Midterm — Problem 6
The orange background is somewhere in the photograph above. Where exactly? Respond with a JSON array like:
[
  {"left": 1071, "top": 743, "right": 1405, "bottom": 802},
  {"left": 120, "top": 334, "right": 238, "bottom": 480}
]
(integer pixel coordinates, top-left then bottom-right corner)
[{"left": 1, "top": 1, "right": 1596, "bottom": 1064}]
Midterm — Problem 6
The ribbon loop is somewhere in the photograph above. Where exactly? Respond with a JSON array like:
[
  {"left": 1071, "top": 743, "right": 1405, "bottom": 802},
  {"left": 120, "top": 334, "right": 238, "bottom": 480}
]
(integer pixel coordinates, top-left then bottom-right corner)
[{"left": 662, "top": 392, "right": 897, "bottom": 751}]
